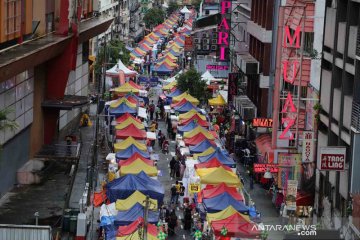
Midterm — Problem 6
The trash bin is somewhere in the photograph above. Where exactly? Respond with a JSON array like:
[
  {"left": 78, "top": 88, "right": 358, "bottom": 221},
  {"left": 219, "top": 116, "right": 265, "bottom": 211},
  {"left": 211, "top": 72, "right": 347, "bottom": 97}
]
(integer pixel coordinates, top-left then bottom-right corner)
[
  {"left": 62, "top": 209, "right": 71, "bottom": 232},
  {"left": 69, "top": 215, "right": 78, "bottom": 234}
]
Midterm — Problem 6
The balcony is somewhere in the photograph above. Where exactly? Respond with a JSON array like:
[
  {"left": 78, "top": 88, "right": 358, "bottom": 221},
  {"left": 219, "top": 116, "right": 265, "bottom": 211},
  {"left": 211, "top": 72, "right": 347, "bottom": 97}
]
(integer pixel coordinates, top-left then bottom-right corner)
[
  {"left": 247, "top": 21, "right": 272, "bottom": 43},
  {"left": 236, "top": 54, "right": 259, "bottom": 75},
  {"left": 351, "top": 101, "right": 360, "bottom": 133},
  {"left": 320, "top": 69, "right": 332, "bottom": 113}
]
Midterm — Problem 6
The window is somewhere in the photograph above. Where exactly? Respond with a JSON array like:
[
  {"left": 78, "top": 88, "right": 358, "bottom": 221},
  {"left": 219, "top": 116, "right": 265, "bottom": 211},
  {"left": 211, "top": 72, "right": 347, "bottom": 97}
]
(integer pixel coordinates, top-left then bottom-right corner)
[
  {"left": 205, "top": 10, "right": 210, "bottom": 15},
  {"left": 4, "top": 0, "right": 22, "bottom": 36},
  {"left": 303, "top": 32, "right": 314, "bottom": 56},
  {"left": 46, "top": 13, "right": 54, "bottom": 33}
]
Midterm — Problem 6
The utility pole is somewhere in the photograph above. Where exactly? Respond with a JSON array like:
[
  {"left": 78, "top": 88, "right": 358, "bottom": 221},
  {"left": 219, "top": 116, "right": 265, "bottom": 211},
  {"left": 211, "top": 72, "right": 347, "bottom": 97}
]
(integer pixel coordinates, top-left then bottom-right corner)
[{"left": 143, "top": 195, "right": 150, "bottom": 240}]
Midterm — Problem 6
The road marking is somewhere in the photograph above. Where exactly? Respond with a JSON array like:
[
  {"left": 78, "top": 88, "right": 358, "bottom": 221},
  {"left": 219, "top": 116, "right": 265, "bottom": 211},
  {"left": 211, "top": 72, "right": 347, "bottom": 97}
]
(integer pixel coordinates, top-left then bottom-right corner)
[
  {"left": 183, "top": 235, "right": 186, "bottom": 239},
  {"left": 177, "top": 207, "right": 179, "bottom": 211},
  {"left": 180, "top": 225, "right": 183, "bottom": 229}
]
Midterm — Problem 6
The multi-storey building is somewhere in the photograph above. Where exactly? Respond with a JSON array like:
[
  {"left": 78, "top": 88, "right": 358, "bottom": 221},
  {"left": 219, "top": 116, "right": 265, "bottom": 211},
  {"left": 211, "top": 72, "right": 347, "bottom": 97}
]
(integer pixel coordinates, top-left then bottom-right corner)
[
  {"left": 0, "top": 0, "right": 113, "bottom": 198},
  {"left": 129, "top": 0, "right": 145, "bottom": 45}
]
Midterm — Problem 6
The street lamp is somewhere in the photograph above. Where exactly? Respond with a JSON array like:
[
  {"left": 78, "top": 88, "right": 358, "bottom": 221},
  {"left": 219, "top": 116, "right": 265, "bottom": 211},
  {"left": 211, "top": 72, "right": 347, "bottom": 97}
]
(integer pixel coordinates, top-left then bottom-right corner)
[{"left": 263, "top": 170, "right": 273, "bottom": 179}]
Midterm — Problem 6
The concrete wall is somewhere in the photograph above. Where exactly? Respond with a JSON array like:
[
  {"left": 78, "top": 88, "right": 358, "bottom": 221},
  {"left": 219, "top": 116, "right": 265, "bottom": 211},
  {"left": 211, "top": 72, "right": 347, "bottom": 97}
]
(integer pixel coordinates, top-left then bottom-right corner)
[
  {"left": 32, "top": 0, "right": 46, "bottom": 35},
  {"left": 0, "top": 127, "right": 30, "bottom": 198}
]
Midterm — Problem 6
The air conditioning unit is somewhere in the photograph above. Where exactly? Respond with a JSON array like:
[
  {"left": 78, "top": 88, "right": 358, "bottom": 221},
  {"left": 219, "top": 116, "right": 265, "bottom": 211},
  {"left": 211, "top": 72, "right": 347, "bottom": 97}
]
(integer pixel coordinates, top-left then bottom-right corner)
[
  {"left": 203, "top": 45, "right": 210, "bottom": 50},
  {"left": 196, "top": 44, "right": 202, "bottom": 50},
  {"left": 202, "top": 33, "right": 209, "bottom": 38},
  {"left": 211, "top": 45, "right": 217, "bottom": 51},
  {"left": 202, "top": 39, "right": 210, "bottom": 44},
  {"left": 211, "top": 39, "right": 217, "bottom": 44},
  {"left": 194, "top": 38, "right": 200, "bottom": 44}
]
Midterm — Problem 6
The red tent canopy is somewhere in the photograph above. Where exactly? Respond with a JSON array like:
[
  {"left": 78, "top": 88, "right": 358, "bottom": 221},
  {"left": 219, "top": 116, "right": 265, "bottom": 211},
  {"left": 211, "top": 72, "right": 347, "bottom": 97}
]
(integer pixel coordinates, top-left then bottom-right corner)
[
  {"left": 117, "top": 217, "right": 157, "bottom": 237},
  {"left": 93, "top": 190, "right": 107, "bottom": 207},
  {"left": 179, "top": 115, "right": 210, "bottom": 127},
  {"left": 195, "top": 158, "right": 232, "bottom": 171},
  {"left": 211, "top": 213, "right": 260, "bottom": 239},
  {"left": 184, "top": 133, "right": 215, "bottom": 146},
  {"left": 125, "top": 96, "right": 138, "bottom": 105},
  {"left": 116, "top": 124, "right": 146, "bottom": 140},
  {"left": 171, "top": 98, "right": 188, "bottom": 108},
  {"left": 128, "top": 80, "right": 142, "bottom": 90},
  {"left": 118, "top": 153, "right": 154, "bottom": 167},
  {"left": 116, "top": 112, "right": 141, "bottom": 123},
  {"left": 197, "top": 182, "right": 243, "bottom": 203}
]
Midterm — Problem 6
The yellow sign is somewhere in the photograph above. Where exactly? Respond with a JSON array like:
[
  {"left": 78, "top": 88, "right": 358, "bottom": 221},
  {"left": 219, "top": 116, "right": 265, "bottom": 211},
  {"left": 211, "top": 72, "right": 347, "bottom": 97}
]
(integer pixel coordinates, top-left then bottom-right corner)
[{"left": 189, "top": 184, "right": 200, "bottom": 193}]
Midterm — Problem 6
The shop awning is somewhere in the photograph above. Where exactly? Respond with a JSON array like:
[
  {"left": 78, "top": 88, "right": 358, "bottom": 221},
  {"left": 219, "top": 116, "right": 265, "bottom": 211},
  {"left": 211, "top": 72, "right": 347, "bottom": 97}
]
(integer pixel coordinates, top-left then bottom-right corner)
[
  {"left": 255, "top": 134, "right": 274, "bottom": 163},
  {"left": 42, "top": 95, "right": 89, "bottom": 110}
]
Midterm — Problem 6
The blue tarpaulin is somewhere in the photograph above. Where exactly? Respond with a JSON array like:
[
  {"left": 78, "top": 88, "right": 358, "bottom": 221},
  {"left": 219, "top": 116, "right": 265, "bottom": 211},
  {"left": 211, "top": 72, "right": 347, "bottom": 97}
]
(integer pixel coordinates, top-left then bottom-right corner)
[
  {"left": 203, "top": 192, "right": 249, "bottom": 214},
  {"left": 115, "top": 145, "right": 150, "bottom": 160},
  {"left": 173, "top": 101, "right": 201, "bottom": 113},
  {"left": 198, "top": 147, "right": 235, "bottom": 167},
  {"left": 109, "top": 103, "right": 137, "bottom": 117},
  {"left": 177, "top": 121, "right": 199, "bottom": 134},
  {"left": 106, "top": 171, "right": 164, "bottom": 204},
  {"left": 114, "top": 203, "right": 159, "bottom": 226},
  {"left": 189, "top": 139, "right": 216, "bottom": 153}
]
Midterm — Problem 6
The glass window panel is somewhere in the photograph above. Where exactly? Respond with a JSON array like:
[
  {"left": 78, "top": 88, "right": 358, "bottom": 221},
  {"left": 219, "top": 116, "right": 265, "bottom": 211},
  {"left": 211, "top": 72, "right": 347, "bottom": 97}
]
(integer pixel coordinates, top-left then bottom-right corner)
[
  {"left": 25, "top": 77, "right": 34, "bottom": 95},
  {"left": 16, "top": 82, "right": 25, "bottom": 101},
  {"left": 24, "top": 93, "right": 33, "bottom": 112},
  {"left": 24, "top": 109, "right": 33, "bottom": 127},
  {"left": 4, "top": 88, "right": 16, "bottom": 107},
  {"left": 15, "top": 98, "right": 25, "bottom": 118}
]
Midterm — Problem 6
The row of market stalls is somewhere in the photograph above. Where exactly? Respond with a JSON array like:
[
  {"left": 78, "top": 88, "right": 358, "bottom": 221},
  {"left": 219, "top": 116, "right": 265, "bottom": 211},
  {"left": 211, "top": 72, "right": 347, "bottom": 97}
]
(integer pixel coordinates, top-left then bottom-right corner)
[{"left": 161, "top": 79, "right": 262, "bottom": 239}]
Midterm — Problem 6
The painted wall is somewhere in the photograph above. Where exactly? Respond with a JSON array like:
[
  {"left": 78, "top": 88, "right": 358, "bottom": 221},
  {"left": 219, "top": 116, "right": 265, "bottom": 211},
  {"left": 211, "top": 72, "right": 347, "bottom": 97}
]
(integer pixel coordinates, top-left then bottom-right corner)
[
  {"left": 32, "top": 0, "right": 46, "bottom": 35},
  {"left": 0, "top": 127, "right": 30, "bottom": 198}
]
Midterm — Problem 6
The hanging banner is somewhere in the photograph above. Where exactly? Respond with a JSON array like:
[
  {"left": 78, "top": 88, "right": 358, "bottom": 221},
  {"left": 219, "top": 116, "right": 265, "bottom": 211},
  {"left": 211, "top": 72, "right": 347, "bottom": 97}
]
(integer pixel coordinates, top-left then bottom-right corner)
[
  {"left": 302, "top": 131, "right": 314, "bottom": 163},
  {"left": 184, "top": 36, "right": 193, "bottom": 51},
  {"left": 277, "top": 153, "right": 301, "bottom": 189},
  {"left": 188, "top": 183, "right": 200, "bottom": 193},
  {"left": 319, "top": 147, "right": 346, "bottom": 171},
  {"left": 228, "top": 73, "right": 240, "bottom": 104},
  {"left": 286, "top": 180, "right": 298, "bottom": 210}
]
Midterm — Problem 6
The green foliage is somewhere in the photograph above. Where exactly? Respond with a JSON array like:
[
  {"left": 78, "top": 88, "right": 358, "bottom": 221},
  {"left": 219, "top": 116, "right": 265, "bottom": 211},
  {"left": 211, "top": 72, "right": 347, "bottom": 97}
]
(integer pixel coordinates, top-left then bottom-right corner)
[
  {"left": 94, "top": 39, "right": 130, "bottom": 78},
  {"left": 176, "top": 68, "right": 209, "bottom": 103},
  {"left": 143, "top": 8, "right": 166, "bottom": 29},
  {"left": 0, "top": 108, "right": 18, "bottom": 132},
  {"left": 167, "top": 2, "right": 179, "bottom": 15}
]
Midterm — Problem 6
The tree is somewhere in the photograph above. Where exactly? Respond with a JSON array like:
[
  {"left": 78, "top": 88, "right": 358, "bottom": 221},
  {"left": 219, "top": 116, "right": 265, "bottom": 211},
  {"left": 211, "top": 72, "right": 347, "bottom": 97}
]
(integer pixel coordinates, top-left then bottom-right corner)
[
  {"left": 176, "top": 68, "right": 210, "bottom": 104},
  {"left": 167, "top": 2, "right": 179, "bottom": 15},
  {"left": 0, "top": 108, "right": 18, "bottom": 132},
  {"left": 94, "top": 39, "right": 130, "bottom": 79},
  {"left": 143, "top": 8, "right": 165, "bottom": 29}
]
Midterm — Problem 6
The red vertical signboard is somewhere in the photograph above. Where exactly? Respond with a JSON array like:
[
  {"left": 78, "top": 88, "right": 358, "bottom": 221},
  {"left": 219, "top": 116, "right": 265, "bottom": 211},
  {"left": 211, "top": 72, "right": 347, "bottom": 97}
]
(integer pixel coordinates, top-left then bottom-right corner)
[
  {"left": 184, "top": 36, "right": 193, "bottom": 52},
  {"left": 228, "top": 73, "right": 240, "bottom": 104}
]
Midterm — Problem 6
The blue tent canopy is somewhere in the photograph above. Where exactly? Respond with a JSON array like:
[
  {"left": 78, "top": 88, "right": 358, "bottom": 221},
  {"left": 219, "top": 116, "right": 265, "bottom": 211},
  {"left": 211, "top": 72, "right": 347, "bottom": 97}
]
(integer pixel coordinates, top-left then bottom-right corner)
[
  {"left": 114, "top": 203, "right": 159, "bottom": 226},
  {"left": 109, "top": 103, "right": 137, "bottom": 117},
  {"left": 177, "top": 121, "right": 199, "bottom": 134},
  {"left": 203, "top": 192, "right": 249, "bottom": 214},
  {"left": 198, "top": 147, "right": 235, "bottom": 167},
  {"left": 131, "top": 50, "right": 143, "bottom": 57},
  {"left": 173, "top": 101, "right": 201, "bottom": 113},
  {"left": 166, "top": 89, "right": 182, "bottom": 98},
  {"left": 115, "top": 145, "right": 150, "bottom": 160},
  {"left": 154, "top": 64, "right": 173, "bottom": 73},
  {"left": 189, "top": 139, "right": 216, "bottom": 153},
  {"left": 106, "top": 171, "right": 164, "bottom": 204},
  {"left": 124, "top": 93, "right": 143, "bottom": 102},
  {"left": 169, "top": 49, "right": 181, "bottom": 56}
]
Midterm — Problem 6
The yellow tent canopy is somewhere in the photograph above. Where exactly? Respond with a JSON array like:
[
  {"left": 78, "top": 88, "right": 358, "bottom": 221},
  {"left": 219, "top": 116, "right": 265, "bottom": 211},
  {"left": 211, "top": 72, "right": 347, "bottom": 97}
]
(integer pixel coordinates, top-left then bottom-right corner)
[
  {"left": 113, "top": 137, "right": 147, "bottom": 152},
  {"left": 196, "top": 167, "right": 236, "bottom": 178},
  {"left": 110, "top": 97, "right": 137, "bottom": 108},
  {"left": 206, "top": 206, "right": 250, "bottom": 223},
  {"left": 115, "top": 118, "right": 145, "bottom": 130},
  {"left": 113, "top": 82, "right": 140, "bottom": 94},
  {"left": 178, "top": 110, "right": 205, "bottom": 120},
  {"left": 164, "top": 52, "right": 177, "bottom": 60},
  {"left": 200, "top": 166, "right": 241, "bottom": 187},
  {"left": 208, "top": 94, "right": 226, "bottom": 106},
  {"left": 173, "top": 93, "right": 200, "bottom": 105},
  {"left": 193, "top": 147, "right": 216, "bottom": 159},
  {"left": 183, "top": 126, "right": 215, "bottom": 140},
  {"left": 119, "top": 159, "right": 158, "bottom": 176},
  {"left": 157, "top": 58, "right": 177, "bottom": 67},
  {"left": 115, "top": 190, "right": 158, "bottom": 211},
  {"left": 163, "top": 80, "right": 177, "bottom": 90}
]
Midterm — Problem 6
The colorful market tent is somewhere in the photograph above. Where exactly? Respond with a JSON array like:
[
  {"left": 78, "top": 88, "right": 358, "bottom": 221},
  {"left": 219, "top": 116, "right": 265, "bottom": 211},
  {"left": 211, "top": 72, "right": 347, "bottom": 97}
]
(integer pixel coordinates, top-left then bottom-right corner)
[
  {"left": 106, "top": 59, "right": 138, "bottom": 77},
  {"left": 116, "top": 112, "right": 141, "bottom": 123},
  {"left": 109, "top": 102, "right": 137, "bottom": 117},
  {"left": 177, "top": 121, "right": 199, "bottom": 134},
  {"left": 200, "top": 167, "right": 241, "bottom": 187},
  {"left": 106, "top": 171, "right": 164, "bottom": 203},
  {"left": 114, "top": 203, "right": 159, "bottom": 226},
  {"left": 113, "top": 82, "right": 140, "bottom": 94},
  {"left": 115, "top": 118, "right": 145, "bottom": 130},
  {"left": 114, "top": 137, "right": 147, "bottom": 152},
  {"left": 201, "top": 70, "right": 216, "bottom": 84},
  {"left": 208, "top": 94, "right": 226, "bottom": 106},
  {"left": 173, "top": 101, "right": 201, "bottom": 113},
  {"left": 166, "top": 88, "right": 182, "bottom": 98},
  {"left": 115, "top": 191, "right": 158, "bottom": 211},
  {"left": 189, "top": 139, "right": 216, "bottom": 153},
  {"left": 115, "top": 124, "right": 146, "bottom": 140},
  {"left": 127, "top": 81, "right": 142, "bottom": 90},
  {"left": 170, "top": 98, "right": 188, "bottom": 108},
  {"left": 153, "top": 64, "right": 174, "bottom": 74},
  {"left": 117, "top": 217, "right": 158, "bottom": 239},
  {"left": 184, "top": 133, "right": 215, "bottom": 146},
  {"left": 193, "top": 147, "right": 216, "bottom": 159},
  {"left": 163, "top": 80, "right": 177, "bottom": 90},
  {"left": 183, "top": 126, "right": 215, "bottom": 140},
  {"left": 179, "top": 114, "right": 210, "bottom": 127},
  {"left": 197, "top": 183, "right": 243, "bottom": 203},
  {"left": 198, "top": 148, "right": 235, "bottom": 167},
  {"left": 110, "top": 97, "right": 137, "bottom": 108},
  {"left": 178, "top": 110, "right": 206, "bottom": 120},
  {"left": 203, "top": 192, "right": 249, "bottom": 213},
  {"left": 172, "top": 92, "right": 199, "bottom": 105},
  {"left": 196, "top": 167, "right": 236, "bottom": 178},
  {"left": 206, "top": 205, "right": 250, "bottom": 223},
  {"left": 119, "top": 159, "right": 158, "bottom": 176},
  {"left": 118, "top": 153, "right": 153, "bottom": 166},
  {"left": 211, "top": 213, "right": 260, "bottom": 239},
  {"left": 115, "top": 145, "right": 150, "bottom": 160},
  {"left": 194, "top": 158, "right": 232, "bottom": 171}
]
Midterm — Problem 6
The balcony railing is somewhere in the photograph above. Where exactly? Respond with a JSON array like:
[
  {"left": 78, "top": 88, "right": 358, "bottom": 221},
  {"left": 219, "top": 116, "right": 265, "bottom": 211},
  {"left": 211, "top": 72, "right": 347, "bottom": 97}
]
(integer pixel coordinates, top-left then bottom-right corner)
[
  {"left": 356, "top": 25, "right": 360, "bottom": 57},
  {"left": 351, "top": 101, "right": 360, "bottom": 132}
]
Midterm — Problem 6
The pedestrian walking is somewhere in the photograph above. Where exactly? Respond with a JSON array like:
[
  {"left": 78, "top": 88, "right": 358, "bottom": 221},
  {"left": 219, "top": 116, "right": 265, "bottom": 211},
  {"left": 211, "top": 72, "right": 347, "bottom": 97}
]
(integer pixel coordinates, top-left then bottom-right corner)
[
  {"left": 149, "top": 100, "right": 155, "bottom": 120},
  {"left": 158, "top": 130, "right": 163, "bottom": 147},
  {"left": 160, "top": 205, "right": 170, "bottom": 222},
  {"left": 170, "top": 184, "right": 177, "bottom": 204},
  {"left": 175, "top": 181, "right": 181, "bottom": 204},
  {"left": 168, "top": 210, "right": 178, "bottom": 236},
  {"left": 174, "top": 159, "right": 180, "bottom": 180},
  {"left": 183, "top": 206, "right": 192, "bottom": 230},
  {"left": 170, "top": 157, "right": 176, "bottom": 177},
  {"left": 179, "top": 182, "right": 185, "bottom": 205}
]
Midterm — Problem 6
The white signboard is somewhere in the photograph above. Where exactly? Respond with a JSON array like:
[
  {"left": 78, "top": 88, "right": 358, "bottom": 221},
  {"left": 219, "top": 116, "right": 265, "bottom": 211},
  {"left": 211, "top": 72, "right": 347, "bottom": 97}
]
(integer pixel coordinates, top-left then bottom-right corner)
[
  {"left": 302, "top": 131, "right": 314, "bottom": 163},
  {"left": 318, "top": 147, "right": 346, "bottom": 171}
]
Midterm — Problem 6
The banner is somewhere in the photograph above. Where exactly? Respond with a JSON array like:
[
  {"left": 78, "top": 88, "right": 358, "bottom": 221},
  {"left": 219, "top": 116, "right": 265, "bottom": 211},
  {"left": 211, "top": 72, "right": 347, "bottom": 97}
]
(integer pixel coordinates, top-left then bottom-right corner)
[
  {"left": 184, "top": 36, "right": 193, "bottom": 52},
  {"left": 319, "top": 147, "right": 346, "bottom": 171},
  {"left": 277, "top": 153, "right": 301, "bottom": 189},
  {"left": 217, "top": 0, "right": 231, "bottom": 61},
  {"left": 228, "top": 73, "right": 240, "bottom": 104},
  {"left": 286, "top": 180, "right": 298, "bottom": 210},
  {"left": 254, "top": 164, "right": 279, "bottom": 173},
  {"left": 189, "top": 183, "right": 200, "bottom": 193},
  {"left": 302, "top": 131, "right": 314, "bottom": 163}
]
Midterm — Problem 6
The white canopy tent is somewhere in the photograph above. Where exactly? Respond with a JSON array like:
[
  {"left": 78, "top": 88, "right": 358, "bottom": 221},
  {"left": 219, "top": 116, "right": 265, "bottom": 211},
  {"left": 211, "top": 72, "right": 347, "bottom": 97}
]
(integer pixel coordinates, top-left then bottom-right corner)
[
  {"left": 162, "top": 70, "right": 183, "bottom": 84},
  {"left": 106, "top": 59, "right": 138, "bottom": 77},
  {"left": 201, "top": 70, "right": 217, "bottom": 85},
  {"left": 180, "top": 6, "right": 191, "bottom": 19}
]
